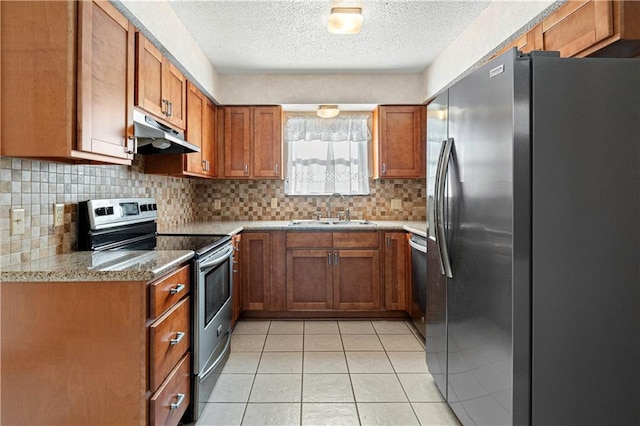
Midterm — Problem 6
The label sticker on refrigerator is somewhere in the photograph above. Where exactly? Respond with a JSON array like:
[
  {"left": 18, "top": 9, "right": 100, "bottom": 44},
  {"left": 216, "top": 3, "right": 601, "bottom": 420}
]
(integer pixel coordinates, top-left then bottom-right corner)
[{"left": 490, "top": 64, "right": 504, "bottom": 78}]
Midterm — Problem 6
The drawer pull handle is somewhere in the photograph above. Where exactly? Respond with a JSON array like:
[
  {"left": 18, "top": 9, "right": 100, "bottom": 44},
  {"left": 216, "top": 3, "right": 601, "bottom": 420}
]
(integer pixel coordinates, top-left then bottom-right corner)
[
  {"left": 169, "top": 284, "right": 186, "bottom": 295},
  {"left": 170, "top": 393, "right": 185, "bottom": 410},
  {"left": 170, "top": 331, "right": 185, "bottom": 345}
]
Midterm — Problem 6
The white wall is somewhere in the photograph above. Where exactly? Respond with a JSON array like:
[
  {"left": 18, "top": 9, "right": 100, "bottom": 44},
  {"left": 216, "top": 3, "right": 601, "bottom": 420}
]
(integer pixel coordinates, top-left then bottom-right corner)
[
  {"left": 113, "top": 0, "right": 223, "bottom": 102},
  {"left": 422, "top": 0, "right": 562, "bottom": 101},
  {"left": 218, "top": 73, "right": 425, "bottom": 105}
]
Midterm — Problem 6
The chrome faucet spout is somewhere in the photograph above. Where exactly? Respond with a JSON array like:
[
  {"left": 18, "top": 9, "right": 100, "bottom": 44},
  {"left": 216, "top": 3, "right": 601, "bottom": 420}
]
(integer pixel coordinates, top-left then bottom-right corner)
[{"left": 327, "top": 192, "right": 345, "bottom": 219}]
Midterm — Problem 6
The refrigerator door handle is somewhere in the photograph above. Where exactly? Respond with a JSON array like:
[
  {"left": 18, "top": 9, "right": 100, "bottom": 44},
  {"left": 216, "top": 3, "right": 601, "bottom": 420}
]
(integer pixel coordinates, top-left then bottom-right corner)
[
  {"left": 433, "top": 139, "right": 448, "bottom": 275},
  {"left": 436, "top": 137, "right": 454, "bottom": 278}
]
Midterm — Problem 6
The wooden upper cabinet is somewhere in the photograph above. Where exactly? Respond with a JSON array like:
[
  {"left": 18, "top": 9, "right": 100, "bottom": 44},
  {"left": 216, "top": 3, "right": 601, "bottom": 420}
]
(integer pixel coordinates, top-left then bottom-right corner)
[
  {"left": 135, "top": 32, "right": 186, "bottom": 130},
  {"left": 222, "top": 106, "right": 282, "bottom": 179},
  {"left": 145, "top": 82, "right": 217, "bottom": 178},
  {"left": 542, "top": 0, "right": 615, "bottom": 57},
  {"left": 1, "top": 0, "right": 134, "bottom": 165},
  {"left": 224, "top": 107, "right": 252, "bottom": 177},
  {"left": 253, "top": 106, "right": 283, "bottom": 178},
  {"left": 497, "top": 0, "right": 640, "bottom": 60},
  {"left": 375, "top": 105, "right": 425, "bottom": 178}
]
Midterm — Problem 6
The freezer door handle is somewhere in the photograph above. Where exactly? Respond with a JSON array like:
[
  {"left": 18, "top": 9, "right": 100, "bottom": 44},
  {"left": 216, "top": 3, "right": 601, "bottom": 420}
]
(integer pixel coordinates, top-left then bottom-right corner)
[
  {"left": 436, "top": 137, "right": 454, "bottom": 278},
  {"left": 433, "top": 139, "right": 447, "bottom": 275}
]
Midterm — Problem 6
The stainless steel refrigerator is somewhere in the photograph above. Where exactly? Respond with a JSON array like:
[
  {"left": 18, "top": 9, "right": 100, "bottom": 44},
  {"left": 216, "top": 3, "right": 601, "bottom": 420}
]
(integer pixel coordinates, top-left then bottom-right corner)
[{"left": 425, "top": 49, "right": 639, "bottom": 425}]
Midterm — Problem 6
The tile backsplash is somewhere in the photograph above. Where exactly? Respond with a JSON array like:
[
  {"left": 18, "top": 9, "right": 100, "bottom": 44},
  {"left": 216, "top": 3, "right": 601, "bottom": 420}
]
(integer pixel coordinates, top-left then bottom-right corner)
[{"left": 0, "top": 156, "right": 426, "bottom": 267}]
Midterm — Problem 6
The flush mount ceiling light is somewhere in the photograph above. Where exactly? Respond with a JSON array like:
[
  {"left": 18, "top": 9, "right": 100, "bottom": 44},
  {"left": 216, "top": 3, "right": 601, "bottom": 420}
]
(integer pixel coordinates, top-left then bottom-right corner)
[
  {"left": 327, "top": 7, "right": 363, "bottom": 34},
  {"left": 317, "top": 105, "right": 340, "bottom": 118}
]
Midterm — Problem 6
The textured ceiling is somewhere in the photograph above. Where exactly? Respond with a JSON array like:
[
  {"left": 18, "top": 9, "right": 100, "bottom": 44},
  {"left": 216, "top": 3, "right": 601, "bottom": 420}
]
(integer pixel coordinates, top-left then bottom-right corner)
[{"left": 168, "top": 0, "right": 491, "bottom": 74}]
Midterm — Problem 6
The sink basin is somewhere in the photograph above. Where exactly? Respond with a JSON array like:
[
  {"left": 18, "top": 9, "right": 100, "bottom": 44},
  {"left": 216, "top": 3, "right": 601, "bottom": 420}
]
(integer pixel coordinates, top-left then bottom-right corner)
[{"left": 288, "top": 219, "right": 375, "bottom": 227}]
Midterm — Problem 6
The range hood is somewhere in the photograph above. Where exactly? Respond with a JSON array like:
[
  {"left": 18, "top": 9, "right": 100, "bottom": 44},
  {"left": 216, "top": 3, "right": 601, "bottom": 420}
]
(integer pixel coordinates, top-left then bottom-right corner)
[{"left": 133, "top": 110, "right": 200, "bottom": 155}]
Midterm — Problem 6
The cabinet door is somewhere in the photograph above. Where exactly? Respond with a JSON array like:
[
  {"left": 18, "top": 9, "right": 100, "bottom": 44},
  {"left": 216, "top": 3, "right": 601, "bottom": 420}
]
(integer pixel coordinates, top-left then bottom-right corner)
[
  {"left": 203, "top": 100, "right": 217, "bottom": 177},
  {"left": 185, "top": 81, "right": 204, "bottom": 175},
  {"left": 541, "top": 0, "right": 614, "bottom": 57},
  {"left": 135, "top": 33, "right": 165, "bottom": 119},
  {"left": 77, "top": 0, "right": 134, "bottom": 161},
  {"left": 333, "top": 249, "right": 381, "bottom": 310},
  {"left": 253, "top": 106, "right": 282, "bottom": 178},
  {"left": 224, "top": 107, "right": 252, "bottom": 177},
  {"left": 241, "top": 232, "right": 271, "bottom": 311},
  {"left": 383, "top": 233, "right": 408, "bottom": 311},
  {"left": 378, "top": 106, "right": 425, "bottom": 178},
  {"left": 232, "top": 235, "right": 242, "bottom": 324},
  {"left": 165, "top": 62, "right": 186, "bottom": 130},
  {"left": 286, "top": 249, "right": 333, "bottom": 310}
]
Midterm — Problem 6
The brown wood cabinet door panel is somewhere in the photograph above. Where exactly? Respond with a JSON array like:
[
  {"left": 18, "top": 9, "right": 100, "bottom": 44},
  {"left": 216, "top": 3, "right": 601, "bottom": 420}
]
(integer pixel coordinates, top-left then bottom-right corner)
[
  {"left": 165, "top": 62, "right": 186, "bottom": 130},
  {"left": 232, "top": 235, "right": 243, "bottom": 324},
  {"left": 150, "top": 353, "right": 191, "bottom": 426},
  {"left": 135, "top": 33, "right": 165, "bottom": 118},
  {"left": 203, "top": 99, "right": 218, "bottom": 176},
  {"left": 286, "top": 250, "right": 333, "bottom": 310},
  {"left": 149, "top": 297, "right": 190, "bottom": 391},
  {"left": 78, "top": 0, "right": 133, "bottom": 160},
  {"left": 1, "top": 1, "right": 76, "bottom": 159},
  {"left": 332, "top": 232, "right": 379, "bottom": 249},
  {"left": 542, "top": 0, "right": 614, "bottom": 57},
  {"left": 185, "top": 81, "right": 204, "bottom": 174},
  {"left": 224, "top": 107, "right": 252, "bottom": 177},
  {"left": 253, "top": 106, "right": 282, "bottom": 178},
  {"left": 241, "top": 233, "right": 271, "bottom": 310},
  {"left": 383, "top": 233, "right": 408, "bottom": 311},
  {"left": 286, "top": 232, "right": 333, "bottom": 248},
  {"left": 149, "top": 264, "right": 190, "bottom": 319},
  {"left": 334, "top": 250, "right": 381, "bottom": 310},
  {"left": 378, "top": 106, "right": 424, "bottom": 178},
  {"left": 1, "top": 281, "right": 147, "bottom": 425}
]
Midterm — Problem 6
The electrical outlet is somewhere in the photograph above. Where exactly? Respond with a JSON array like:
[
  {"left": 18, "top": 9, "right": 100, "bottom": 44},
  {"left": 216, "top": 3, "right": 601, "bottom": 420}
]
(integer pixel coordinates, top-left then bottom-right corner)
[
  {"left": 271, "top": 198, "right": 278, "bottom": 209},
  {"left": 213, "top": 199, "right": 221, "bottom": 210},
  {"left": 53, "top": 203, "right": 65, "bottom": 227},
  {"left": 10, "top": 208, "right": 25, "bottom": 235},
  {"left": 391, "top": 198, "right": 402, "bottom": 210}
]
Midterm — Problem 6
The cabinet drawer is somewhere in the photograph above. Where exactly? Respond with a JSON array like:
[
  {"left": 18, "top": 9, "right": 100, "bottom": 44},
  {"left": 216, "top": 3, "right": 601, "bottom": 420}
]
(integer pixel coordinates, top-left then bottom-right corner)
[
  {"left": 333, "top": 232, "right": 380, "bottom": 249},
  {"left": 150, "top": 297, "right": 190, "bottom": 391},
  {"left": 150, "top": 265, "right": 190, "bottom": 318},
  {"left": 150, "top": 353, "right": 191, "bottom": 426},
  {"left": 286, "top": 232, "right": 333, "bottom": 248}
]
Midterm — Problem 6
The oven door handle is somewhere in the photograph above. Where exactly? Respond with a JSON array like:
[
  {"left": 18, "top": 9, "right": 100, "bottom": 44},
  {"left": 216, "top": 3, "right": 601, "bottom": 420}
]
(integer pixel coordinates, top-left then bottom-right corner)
[
  {"left": 200, "top": 328, "right": 232, "bottom": 379},
  {"left": 198, "top": 245, "right": 234, "bottom": 271}
]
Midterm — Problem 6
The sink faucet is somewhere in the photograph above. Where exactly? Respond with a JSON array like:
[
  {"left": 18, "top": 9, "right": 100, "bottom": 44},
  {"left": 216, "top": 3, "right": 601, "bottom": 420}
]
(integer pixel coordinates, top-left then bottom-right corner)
[{"left": 327, "top": 192, "right": 345, "bottom": 219}]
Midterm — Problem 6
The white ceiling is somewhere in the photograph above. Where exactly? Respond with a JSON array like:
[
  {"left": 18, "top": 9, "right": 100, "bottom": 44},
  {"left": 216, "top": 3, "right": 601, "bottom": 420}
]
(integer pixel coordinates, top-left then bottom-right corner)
[{"left": 168, "top": 0, "right": 492, "bottom": 74}]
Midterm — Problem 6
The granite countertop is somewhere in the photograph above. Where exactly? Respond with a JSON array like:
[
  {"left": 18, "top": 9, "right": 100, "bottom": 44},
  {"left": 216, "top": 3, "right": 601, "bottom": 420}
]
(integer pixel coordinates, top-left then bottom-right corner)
[
  {"left": 1, "top": 250, "right": 194, "bottom": 283},
  {"left": 159, "top": 220, "right": 428, "bottom": 238}
]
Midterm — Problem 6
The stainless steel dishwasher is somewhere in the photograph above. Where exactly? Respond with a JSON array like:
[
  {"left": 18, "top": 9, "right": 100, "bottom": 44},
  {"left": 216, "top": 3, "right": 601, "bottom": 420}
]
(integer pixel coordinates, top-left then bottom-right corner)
[{"left": 408, "top": 234, "right": 427, "bottom": 339}]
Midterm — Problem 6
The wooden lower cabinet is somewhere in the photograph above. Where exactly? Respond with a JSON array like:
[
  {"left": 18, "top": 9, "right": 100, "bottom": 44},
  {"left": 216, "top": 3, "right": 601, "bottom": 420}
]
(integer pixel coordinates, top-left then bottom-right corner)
[
  {"left": 383, "top": 232, "right": 409, "bottom": 311},
  {"left": 232, "top": 234, "right": 243, "bottom": 324},
  {"left": 285, "top": 232, "right": 381, "bottom": 312},
  {"left": 333, "top": 249, "right": 381, "bottom": 310},
  {"left": 0, "top": 264, "right": 191, "bottom": 426},
  {"left": 241, "top": 232, "right": 271, "bottom": 311}
]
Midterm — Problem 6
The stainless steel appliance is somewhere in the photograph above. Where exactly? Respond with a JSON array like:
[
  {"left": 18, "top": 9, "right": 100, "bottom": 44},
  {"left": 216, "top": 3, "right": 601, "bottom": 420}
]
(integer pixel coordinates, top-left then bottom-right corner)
[
  {"left": 408, "top": 234, "right": 427, "bottom": 339},
  {"left": 133, "top": 109, "right": 200, "bottom": 154},
  {"left": 79, "top": 198, "right": 233, "bottom": 423},
  {"left": 426, "top": 50, "right": 639, "bottom": 425}
]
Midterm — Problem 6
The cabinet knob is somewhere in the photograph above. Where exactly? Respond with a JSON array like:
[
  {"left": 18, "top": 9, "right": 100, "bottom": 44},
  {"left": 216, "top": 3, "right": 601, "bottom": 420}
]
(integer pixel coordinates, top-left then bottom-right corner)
[
  {"left": 382, "top": 163, "right": 387, "bottom": 174},
  {"left": 244, "top": 164, "right": 249, "bottom": 175},
  {"left": 169, "top": 331, "right": 185, "bottom": 345},
  {"left": 274, "top": 163, "right": 279, "bottom": 175}
]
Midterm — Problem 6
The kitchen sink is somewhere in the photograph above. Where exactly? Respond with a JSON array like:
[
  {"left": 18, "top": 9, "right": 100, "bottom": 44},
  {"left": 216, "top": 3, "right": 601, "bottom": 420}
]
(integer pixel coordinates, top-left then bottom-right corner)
[{"left": 288, "top": 219, "right": 376, "bottom": 227}]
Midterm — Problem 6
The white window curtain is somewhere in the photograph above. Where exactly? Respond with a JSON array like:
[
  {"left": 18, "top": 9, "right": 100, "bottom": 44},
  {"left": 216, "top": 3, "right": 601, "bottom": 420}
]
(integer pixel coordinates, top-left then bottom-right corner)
[{"left": 284, "top": 115, "right": 370, "bottom": 195}]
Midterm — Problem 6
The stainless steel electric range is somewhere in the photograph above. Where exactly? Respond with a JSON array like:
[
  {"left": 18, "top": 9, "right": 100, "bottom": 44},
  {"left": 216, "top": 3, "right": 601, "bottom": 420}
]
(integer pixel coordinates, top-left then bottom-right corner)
[{"left": 78, "top": 198, "right": 233, "bottom": 422}]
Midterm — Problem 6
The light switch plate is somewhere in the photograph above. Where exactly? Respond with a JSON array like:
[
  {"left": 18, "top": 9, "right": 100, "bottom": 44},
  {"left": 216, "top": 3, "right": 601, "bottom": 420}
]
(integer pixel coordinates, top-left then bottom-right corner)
[
  {"left": 213, "top": 199, "right": 221, "bottom": 210},
  {"left": 10, "top": 208, "right": 25, "bottom": 235},
  {"left": 391, "top": 198, "right": 402, "bottom": 210},
  {"left": 271, "top": 198, "right": 278, "bottom": 209},
  {"left": 53, "top": 203, "right": 64, "bottom": 227}
]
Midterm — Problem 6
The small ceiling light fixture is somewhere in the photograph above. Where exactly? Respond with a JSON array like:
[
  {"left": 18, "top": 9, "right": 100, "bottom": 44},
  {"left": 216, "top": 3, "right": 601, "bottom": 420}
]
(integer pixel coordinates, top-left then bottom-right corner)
[
  {"left": 327, "top": 7, "right": 363, "bottom": 34},
  {"left": 317, "top": 105, "right": 340, "bottom": 118}
]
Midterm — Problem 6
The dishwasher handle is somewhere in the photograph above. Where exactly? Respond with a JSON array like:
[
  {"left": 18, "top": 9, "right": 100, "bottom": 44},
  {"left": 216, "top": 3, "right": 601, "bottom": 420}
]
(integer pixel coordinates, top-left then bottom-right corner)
[{"left": 408, "top": 238, "right": 427, "bottom": 254}]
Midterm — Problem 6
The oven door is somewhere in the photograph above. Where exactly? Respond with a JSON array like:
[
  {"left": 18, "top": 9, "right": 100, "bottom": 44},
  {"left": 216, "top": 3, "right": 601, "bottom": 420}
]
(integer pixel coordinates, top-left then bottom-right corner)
[
  {"left": 193, "top": 242, "right": 234, "bottom": 420},
  {"left": 85, "top": 221, "right": 157, "bottom": 251}
]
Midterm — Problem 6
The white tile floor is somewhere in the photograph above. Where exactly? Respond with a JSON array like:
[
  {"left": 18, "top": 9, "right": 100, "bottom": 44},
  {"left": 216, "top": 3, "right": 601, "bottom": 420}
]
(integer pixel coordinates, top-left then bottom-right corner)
[{"left": 195, "top": 320, "right": 461, "bottom": 426}]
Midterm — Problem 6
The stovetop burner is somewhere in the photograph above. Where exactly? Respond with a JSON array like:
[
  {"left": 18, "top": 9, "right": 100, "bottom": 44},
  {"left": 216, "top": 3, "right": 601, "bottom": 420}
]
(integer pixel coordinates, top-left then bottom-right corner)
[{"left": 156, "top": 234, "right": 231, "bottom": 257}]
